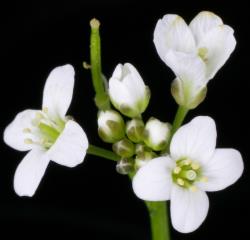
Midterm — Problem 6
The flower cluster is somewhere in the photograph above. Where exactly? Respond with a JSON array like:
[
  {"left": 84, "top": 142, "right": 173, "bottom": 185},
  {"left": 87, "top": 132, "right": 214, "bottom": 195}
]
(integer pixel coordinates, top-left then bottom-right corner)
[{"left": 3, "top": 10, "right": 244, "bottom": 236}]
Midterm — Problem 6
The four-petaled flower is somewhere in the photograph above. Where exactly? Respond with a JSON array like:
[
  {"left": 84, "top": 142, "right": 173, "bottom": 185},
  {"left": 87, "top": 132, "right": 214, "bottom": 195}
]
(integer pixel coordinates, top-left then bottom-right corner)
[
  {"left": 4, "top": 65, "right": 89, "bottom": 197},
  {"left": 133, "top": 116, "right": 243, "bottom": 233},
  {"left": 154, "top": 11, "right": 236, "bottom": 108}
]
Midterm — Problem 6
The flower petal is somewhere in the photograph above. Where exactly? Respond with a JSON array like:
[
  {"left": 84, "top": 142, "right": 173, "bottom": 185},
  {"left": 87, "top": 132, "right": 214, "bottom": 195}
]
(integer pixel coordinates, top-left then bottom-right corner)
[
  {"left": 4, "top": 109, "right": 39, "bottom": 151},
  {"left": 14, "top": 149, "right": 50, "bottom": 197},
  {"left": 170, "top": 116, "right": 216, "bottom": 164},
  {"left": 189, "top": 11, "right": 223, "bottom": 45},
  {"left": 47, "top": 120, "right": 88, "bottom": 167},
  {"left": 154, "top": 14, "right": 195, "bottom": 62},
  {"left": 198, "top": 25, "right": 236, "bottom": 80},
  {"left": 165, "top": 50, "right": 207, "bottom": 85},
  {"left": 132, "top": 156, "right": 175, "bottom": 201},
  {"left": 170, "top": 185, "right": 209, "bottom": 233},
  {"left": 198, "top": 149, "right": 244, "bottom": 192},
  {"left": 42, "top": 64, "right": 75, "bottom": 119}
]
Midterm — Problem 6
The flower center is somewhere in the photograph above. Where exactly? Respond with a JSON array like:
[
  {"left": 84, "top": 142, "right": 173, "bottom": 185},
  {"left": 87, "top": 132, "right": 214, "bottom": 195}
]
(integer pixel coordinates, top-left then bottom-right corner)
[
  {"left": 23, "top": 107, "right": 66, "bottom": 149},
  {"left": 172, "top": 158, "right": 207, "bottom": 191},
  {"left": 198, "top": 47, "right": 208, "bottom": 63}
]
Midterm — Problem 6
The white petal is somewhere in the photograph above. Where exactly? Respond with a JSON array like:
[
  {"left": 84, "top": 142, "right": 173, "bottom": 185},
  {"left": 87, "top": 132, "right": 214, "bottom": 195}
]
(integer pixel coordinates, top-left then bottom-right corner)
[
  {"left": 4, "top": 109, "right": 39, "bottom": 151},
  {"left": 198, "top": 25, "right": 236, "bottom": 80},
  {"left": 47, "top": 120, "right": 88, "bottom": 167},
  {"left": 164, "top": 51, "right": 207, "bottom": 95},
  {"left": 170, "top": 116, "right": 216, "bottom": 164},
  {"left": 170, "top": 185, "right": 209, "bottom": 233},
  {"left": 189, "top": 11, "right": 223, "bottom": 45},
  {"left": 14, "top": 149, "right": 50, "bottom": 197},
  {"left": 198, "top": 149, "right": 244, "bottom": 192},
  {"left": 154, "top": 14, "right": 195, "bottom": 62},
  {"left": 132, "top": 156, "right": 175, "bottom": 201},
  {"left": 42, "top": 64, "right": 75, "bottom": 119}
]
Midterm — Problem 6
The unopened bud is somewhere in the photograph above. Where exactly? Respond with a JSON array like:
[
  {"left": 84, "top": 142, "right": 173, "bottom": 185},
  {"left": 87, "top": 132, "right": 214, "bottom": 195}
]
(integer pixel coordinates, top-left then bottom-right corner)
[
  {"left": 144, "top": 117, "right": 171, "bottom": 151},
  {"left": 116, "top": 158, "right": 134, "bottom": 175},
  {"left": 135, "top": 151, "right": 157, "bottom": 169},
  {"left": 126, "top": 118, "right": 144, "bottom": 143},
  {"left": 112, "top": 138, "right": 135, "bottom": 158},
  {"left": 97, "top": 110, "right": 125, "bottom": 143}
]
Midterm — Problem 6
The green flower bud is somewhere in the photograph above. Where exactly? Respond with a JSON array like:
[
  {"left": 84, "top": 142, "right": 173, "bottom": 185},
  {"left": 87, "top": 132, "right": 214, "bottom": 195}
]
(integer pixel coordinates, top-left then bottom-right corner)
[
  {"left": 97, "top": 110, "right": 125, "bottom": 143},
  {"left": 126, "top": 118, "right": 145, "bottom": 143},
  {"left": 116, "top": 158, "right": 134, "bottom": 175},
  {"left": 135, "top": 143, "right": 151, "bottom": 155},
  {"left": 135, "top": 151, "right": 157, "bottom": 169},
  {"left": 171, "top": 78, "right": 207, "bottom": 110},
  {"left": 112, "top": 138, "right": 135, "bottom": 158},
  {"left": 144, "top": 117, "right": 171, "bottom": 151}
]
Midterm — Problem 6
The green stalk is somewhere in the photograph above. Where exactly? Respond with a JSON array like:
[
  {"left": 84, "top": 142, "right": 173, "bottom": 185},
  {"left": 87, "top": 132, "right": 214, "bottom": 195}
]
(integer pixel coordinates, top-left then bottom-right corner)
[
  {"left": 90, "top": 18, "right": 110, "bottom": 110},
  {"left": 87, "top": 144, "right": 120, "bottom": 161},
  {"left": 146, "top": 201, "right": 170, "bottom": 240}
]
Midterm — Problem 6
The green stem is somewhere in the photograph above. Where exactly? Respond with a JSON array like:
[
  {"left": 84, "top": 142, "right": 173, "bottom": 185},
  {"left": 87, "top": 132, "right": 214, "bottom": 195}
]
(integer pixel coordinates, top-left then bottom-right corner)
[
  {"left": 171, "top": 105, "right": 189, "bottom": 136},
  {"left": 87, "top": 144, "right": 120, "bottom": 161},
  {"left": 90, "top": 19, "right": 110, "bottom": 110},
  {"left": 146, "top": 201, "right": 170, "bottom": 240}
]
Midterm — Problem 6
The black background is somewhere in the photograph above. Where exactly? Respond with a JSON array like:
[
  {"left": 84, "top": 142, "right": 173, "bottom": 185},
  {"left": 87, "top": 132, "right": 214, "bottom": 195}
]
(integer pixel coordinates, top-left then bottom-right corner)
[{"left": 1, "top": 1, "right": 249, "bottom": 239}]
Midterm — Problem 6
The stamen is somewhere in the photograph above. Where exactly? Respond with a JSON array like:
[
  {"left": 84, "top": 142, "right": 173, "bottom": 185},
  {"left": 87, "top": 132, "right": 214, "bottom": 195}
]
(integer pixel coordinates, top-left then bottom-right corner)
[
  {"left": 23, "top": 128, "right": 31, "bottom": 133},
  {"left": 200, "top": 176, "right": 208, "bottom": 182},
  {"left": 190, "top": 186, "right": 198, "bottom": 192},
  {"left": 186, "top": 170, "right": 197, "bottom": 181},
  {"left": 184, "top": 159, "right": 191, "bottom": 165},
  {"left": 35, "top": 112, "right": 44, "bottom": 119},
  {"left": 42, "top": 107, "right": 48, "bottom": 113},
  {"left": 173, "top": 166, "right": 181, "bottom": 174},
  {"left": 24, "top": 138, "right": 33, "bottom": 144},
  {"left": 191, "top": 162, "right": 200, "bottom": 170},
  {"left": 177, "top": 178, "right": 185, "bottom": 186}
]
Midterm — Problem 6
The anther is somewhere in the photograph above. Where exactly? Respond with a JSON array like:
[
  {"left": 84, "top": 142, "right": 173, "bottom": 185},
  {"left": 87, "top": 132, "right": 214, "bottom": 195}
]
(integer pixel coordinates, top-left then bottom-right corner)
[
  {"left": 24, "top": 138, "right": 33, "bottom": 144},
  {"left": 190, "top": 185, "right": 198, "bottom": 192},
  {"left": 191, "top": 162, "right": 200, "bottom": 170},
  {"left": 35, "top": 112, "right": 44, "bottom": 119},
  {"left": 184, "top": 159, "right": 191, "bottom": 165},
  {"left": 177, "top": 178, "right": 185, "bottom": 186},
  {"left": 42, "top": 107, "right": 48, "bottom": 113},
  {"left": 200, "top": 176, "right": 208, "bottom": 182},
  {"left": 23, "top": 128, "right": 31, "bottom": 133},
  {"left": 173, "top": 166, "right": 181, "bottom": 174}
]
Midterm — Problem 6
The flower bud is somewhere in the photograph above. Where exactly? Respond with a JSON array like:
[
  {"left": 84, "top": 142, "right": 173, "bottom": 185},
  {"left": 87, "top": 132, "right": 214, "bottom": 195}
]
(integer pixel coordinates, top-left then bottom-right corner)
[
  {"left": 112, "top": 138, "right": 135, "bottom": 158},
  {"left": 109, "top": 63, "right": 150, "bottom": 118},
  {"left": 135, "top": 151, "right": 157, "bottom": 169},
  {"left": 97, "top": 110, "right": 125, "bottom": 143},
  {"left": 116, "top": 158, "right": 134, "bottom": 175},
  {"left": 126, "top": 118, "right": 144, "bottom": 143},
  {"left": 144, "top": 117, "right": 171, "bottom": 151},
  {"left": 171, "top": 78, "right": 207, "bottom": 109}
]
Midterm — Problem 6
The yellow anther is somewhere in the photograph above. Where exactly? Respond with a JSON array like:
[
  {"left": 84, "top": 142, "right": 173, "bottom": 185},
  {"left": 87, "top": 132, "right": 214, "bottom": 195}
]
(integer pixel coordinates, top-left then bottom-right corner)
[
  {"left": 200, "top": 176, "right": 208, "bottom": 183},
  {"left": 35, "top": 112, "right": 44, "bottom": 119},
  {"left": 23, "top": 128, "right": 31, "bottom": 133},
  {"left": 42, "top": 107, "right": 48, "bottom": 113},
  {"left": 191, "top": 162, "right": 200, "bottom": 170},
  {"left": 184, "top": 159, "right": 191, "bottom": 165},
  {"left": 173, "top": 166, "right": 181, "bottom": 174},
  {"left": 190, "top": 185, "right": 198, "bottom": 192},
  {"left": 24, "top": 138, "right": 33, "bottom": 144},
  {"left": 177, "top": 178, "right": 185, "bottom": 186},
  {"left": 198, "top": 47, "right": 208, "bottom": 61}
]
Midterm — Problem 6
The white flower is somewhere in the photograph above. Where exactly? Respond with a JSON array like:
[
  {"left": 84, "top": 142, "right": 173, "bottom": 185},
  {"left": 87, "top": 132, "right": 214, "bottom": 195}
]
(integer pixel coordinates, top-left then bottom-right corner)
[
  {"left": 4, "top": 65, "right": 89, "bottom": 197},
  {"left": 133, "top": 116, "right": 243, "bottom": 233},
  {"left": 153, "top": 11, "right": 236, "bottom": 108},
  {"left": 144, "top": 117, "right": 171, "bottom": 151},
  {"left": 109, "top": 63, "right": 150, "bottom": 118}
]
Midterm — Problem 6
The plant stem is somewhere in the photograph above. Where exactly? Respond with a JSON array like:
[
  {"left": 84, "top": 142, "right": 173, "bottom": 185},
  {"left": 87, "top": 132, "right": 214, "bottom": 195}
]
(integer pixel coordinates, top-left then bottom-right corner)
[
  {"left": 87, "top": 144, "right": 120, "bottom": 161},
  {"left": 146, "top": 201, "right": 170, "bottom": 240},
  {"left": 171, "top": 105, "right": 189, "bottom": 136},
  {"left": 90, "top": 18, "right": 110, "bottom": 110}
]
